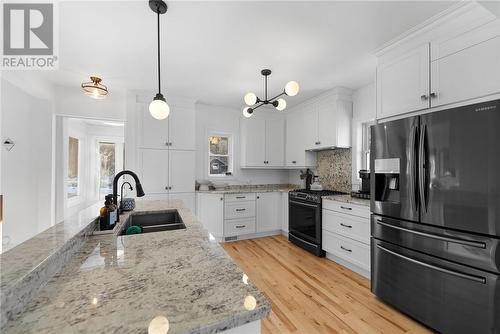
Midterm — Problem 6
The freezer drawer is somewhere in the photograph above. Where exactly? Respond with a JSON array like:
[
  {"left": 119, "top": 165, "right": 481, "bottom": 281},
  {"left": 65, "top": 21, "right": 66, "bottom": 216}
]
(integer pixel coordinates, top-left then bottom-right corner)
[
  {"left": 371, "top": 239, "right": 500, "bottom": 334},
  {"left": 371, "top": 214, "right": 500, "bottom": 274}
]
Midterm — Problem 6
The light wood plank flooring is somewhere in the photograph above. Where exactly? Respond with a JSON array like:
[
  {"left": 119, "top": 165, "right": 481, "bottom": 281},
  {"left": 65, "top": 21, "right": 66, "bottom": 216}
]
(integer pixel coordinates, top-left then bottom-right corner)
[{"left": 223, "top": 235, "right": 433, "bottom": 334}]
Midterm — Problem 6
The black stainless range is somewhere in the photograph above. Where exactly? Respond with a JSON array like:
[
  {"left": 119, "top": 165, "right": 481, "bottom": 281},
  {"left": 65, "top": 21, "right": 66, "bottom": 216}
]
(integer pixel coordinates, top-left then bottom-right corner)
[{"left": 288, "top": 189, "right": 346, "bottom": 256}]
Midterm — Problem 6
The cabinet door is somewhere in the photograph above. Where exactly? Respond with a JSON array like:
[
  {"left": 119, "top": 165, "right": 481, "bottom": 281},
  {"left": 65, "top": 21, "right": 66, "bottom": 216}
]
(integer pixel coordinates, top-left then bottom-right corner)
[
  {"left": 285, "top": 112, "right": 303, "bottom": 166},
  {"left": 139, "top": 103, "right": 169, "bottom": 149},
  {"left": 168, "top": 150, "right": 195, "bottom": 193},
  {"left": 303, "top": 108, "right": 319, "bottom": 150},
  {"left": 169, "top": 192, "right": 195, "bottom": 212},
  {"left": 431, "top": 36, "right": 500, "bottom": 108},
  {"left": 377, "top": 44, "right": 430, "bottom": 119},
  {"left": 140, "top": 149, "right": 169, "bottom": 194},
  {"left": 242, "top": 116, "right": 266, "bottom": 167},
  {"left": 256, "top": 192, "right": 282, "bottom": 232},
  {"left": 197, "top": 193, "right": 224, "bottom": 239},
  {"left": 318, "top": 103, "right": 336, "bottom": 148},
  {"left": 168, "top": 104, "right": 195, "bottom": 150},
  {"left": 265, "top": 118, "right": 285, "bottom": 167}
]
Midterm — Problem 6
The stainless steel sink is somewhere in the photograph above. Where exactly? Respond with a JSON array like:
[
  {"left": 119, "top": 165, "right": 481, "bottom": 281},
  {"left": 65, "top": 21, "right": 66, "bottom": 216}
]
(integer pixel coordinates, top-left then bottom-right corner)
[{"left": 119, "top": 210, "right": 186, "bottom": 235}]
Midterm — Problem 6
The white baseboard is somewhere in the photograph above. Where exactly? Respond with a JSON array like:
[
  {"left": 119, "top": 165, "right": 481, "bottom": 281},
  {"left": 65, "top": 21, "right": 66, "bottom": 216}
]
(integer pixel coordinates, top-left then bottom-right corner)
[
  {"left": 325, "top": 252, "right": 371, "bottom": 279},
  {"left": 223, "top": 230, "right": 282, "bottom": 242}
]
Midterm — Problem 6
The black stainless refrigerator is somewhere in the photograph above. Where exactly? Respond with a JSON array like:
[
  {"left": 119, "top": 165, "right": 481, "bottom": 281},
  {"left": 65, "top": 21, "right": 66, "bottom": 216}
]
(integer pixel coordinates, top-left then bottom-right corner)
[{"left": 370, "top": 99, "right": 500, "bottom": 334}]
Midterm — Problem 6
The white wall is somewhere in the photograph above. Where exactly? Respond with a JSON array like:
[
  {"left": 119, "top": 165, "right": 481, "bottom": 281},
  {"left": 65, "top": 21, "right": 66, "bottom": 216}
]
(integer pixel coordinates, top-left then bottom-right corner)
[
  {"left": 351, "top": 82, "right": 376, "bottom": 190},
  {"left": 1, "top": 77, "right": 55, "bottom": 251},
  {"left": 54, "top": 84, "right": 126, "bottom": 121},
  {"left": 195, "top": 103, "right": 290, "bottom": 185}
]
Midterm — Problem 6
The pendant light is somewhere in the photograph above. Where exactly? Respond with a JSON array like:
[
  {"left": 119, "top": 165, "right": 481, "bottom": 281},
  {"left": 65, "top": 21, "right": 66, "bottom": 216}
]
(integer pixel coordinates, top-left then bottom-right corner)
[
  {"left": 242, "top": 69, "right": 299, "bottom": 118},
  {"left": 149, "top": 0, "right": 170, "bottom": 120},
  {"left": 81, "top": 76, "right": 108, "bottom": 99}
]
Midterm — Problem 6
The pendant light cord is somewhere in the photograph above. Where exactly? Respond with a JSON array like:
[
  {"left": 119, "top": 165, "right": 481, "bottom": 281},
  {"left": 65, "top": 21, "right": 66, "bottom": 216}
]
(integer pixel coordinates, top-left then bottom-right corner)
[{"left": 157, "top": 9, "right": 161, "bottom": 94}]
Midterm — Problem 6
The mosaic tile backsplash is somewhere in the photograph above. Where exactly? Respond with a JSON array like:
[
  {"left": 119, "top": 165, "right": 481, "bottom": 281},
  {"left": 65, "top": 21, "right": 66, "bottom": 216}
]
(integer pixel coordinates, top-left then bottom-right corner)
[{"left": 316, "top": 148, "right": 352, "bottom": 193}]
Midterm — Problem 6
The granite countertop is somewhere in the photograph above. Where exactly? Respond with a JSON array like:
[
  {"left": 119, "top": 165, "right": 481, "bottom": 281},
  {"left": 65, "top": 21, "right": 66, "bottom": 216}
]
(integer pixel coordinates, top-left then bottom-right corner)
[
  {"left": 322, "top": 194, "right": 371, "bottom": 207},
  {"left": 3, "top": 200, "right": 271, "bottom": 334},
  {"left": 196, "top": 184, "right": 299, "bottom": 194}
]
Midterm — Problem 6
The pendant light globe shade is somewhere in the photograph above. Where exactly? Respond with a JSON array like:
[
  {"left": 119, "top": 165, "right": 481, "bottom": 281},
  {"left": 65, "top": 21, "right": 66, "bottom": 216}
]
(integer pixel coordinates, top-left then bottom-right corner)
[
  {"left": 242, "top": 107, "right": 253, "bottom": 118},
  {"left": 285, "top": 81, "right": 300, "bottom": 97},
  {"left": 275, "top": 98, "right": 287, "bottom": 111},
  {"left": 244, "top": 92, "right": 257, "bottom": 106},
  {"left": 149, "top": 94, "right": 170, "bottom": 120}
]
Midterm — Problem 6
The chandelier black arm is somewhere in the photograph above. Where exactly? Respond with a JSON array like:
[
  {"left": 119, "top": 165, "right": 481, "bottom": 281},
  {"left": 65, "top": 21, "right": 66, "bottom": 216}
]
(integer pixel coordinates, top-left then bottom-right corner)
[
  {"left": 267, "top": 91, "right": 285, "bottom": 103},
  {"left": 251, "top": 102, "right": 265, "bottom": 111}
]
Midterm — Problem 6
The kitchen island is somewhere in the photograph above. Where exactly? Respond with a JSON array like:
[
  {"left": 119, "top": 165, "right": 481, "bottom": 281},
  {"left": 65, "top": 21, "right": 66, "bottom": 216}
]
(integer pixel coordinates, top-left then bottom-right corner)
[{"left": 2, "top": 200, "right": 270, "bottom": 334}]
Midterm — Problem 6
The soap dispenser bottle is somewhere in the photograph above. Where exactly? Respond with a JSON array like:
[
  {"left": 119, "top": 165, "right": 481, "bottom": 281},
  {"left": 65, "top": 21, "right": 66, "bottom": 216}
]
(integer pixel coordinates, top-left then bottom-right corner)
[{"left": 99, "top": 195, "right": 117, "bottom": 230}]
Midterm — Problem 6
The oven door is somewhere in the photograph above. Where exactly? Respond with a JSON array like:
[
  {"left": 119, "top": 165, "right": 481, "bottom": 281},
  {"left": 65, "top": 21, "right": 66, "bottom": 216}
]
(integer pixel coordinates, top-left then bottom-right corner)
[{"left": 288, "top": 198, "right": 320, "bottom": 244}]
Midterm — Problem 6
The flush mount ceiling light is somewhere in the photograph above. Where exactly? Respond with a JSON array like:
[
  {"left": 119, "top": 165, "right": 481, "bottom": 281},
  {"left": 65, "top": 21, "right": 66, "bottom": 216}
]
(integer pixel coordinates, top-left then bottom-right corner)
[
  {"left": 81, "top": 76, "right": 108, "bottom": 99},
  {"left": 242, "top": 69, "right": 299, "bottom": 118},
  {"left": 148, "top": 0, "right": 170, "bottom": 120}
]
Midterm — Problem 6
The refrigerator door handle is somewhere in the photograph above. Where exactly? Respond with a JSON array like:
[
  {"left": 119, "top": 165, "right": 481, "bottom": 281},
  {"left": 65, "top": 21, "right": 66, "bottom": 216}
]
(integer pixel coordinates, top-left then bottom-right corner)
[
  {"left": 376, "top": 244, "right": 486, "bottom": 284},
  {"left": 376, "top": 219, "right": 487, "bottom": 249},
  {"left": 409, "top": 124, "right": 418, "bottom": 211},
  {"left": 419, "top": 123, "right": 427, "bottom": 212}
]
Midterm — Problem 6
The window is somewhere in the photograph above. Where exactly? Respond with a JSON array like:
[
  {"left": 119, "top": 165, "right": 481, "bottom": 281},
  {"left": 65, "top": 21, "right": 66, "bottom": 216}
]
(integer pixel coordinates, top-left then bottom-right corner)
[
  {"left": 208, "top": 134, "right": 232, "bottom": 177},
  {"left": 67, "top": 137, "right": 80, "bottom": 198},
  {"left": 98, "top": 142, "right": 116, "bottom": 196},
  {"left": 361, "top": 122, "right": 374, "bottom": 170}
]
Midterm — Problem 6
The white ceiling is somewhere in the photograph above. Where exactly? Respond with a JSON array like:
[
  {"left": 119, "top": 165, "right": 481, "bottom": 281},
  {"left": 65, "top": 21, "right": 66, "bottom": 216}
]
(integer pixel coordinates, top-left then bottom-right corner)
[{"left": 39, "top": 0, "right": 458, "bottom": 109}]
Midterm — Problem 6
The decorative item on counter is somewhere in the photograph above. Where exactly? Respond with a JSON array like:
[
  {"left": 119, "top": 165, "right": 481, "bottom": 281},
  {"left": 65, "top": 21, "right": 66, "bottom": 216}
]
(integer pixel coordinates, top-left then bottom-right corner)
[
  {"left": 300, "top": 169, "right": 314, "bottom": 190},
  {"left": 120, "top": 181, "right": 135, "bottom": 211},
  {"left": 197, "top": 180, "right": 211, "bottom": 191},
  {"left": 212, "top": 182, "right": 229, "bottom": 190},
  {"left": 310, "top": 176, "right": 323, "bottom": 191},
  {"left": 99, "top": 194, "right": 118, "bottom": 231}
]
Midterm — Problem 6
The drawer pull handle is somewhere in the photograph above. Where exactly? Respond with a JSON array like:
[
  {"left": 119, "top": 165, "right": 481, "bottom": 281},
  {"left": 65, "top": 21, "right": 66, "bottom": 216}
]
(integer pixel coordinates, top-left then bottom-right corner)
[
  {"left": 376, "top": 244, "right": 486, "bottom": 284},
  {"left": 236, "top": 208, "right": 246, "bottom": 212},
  {"left": 235, "top": 225, "right": 246, "bottom": 229},
  {"left": 236, "top": 196, "right": 246, "bottom": 199},
  {"left": 340, "top": 223, "right": 352, "bottom": 228},
  {"left": 340, "top": 206, "right": 352, "bottom": 210},
  {"left": 340, "top": 245, "right": 352, "bottom": 252}
]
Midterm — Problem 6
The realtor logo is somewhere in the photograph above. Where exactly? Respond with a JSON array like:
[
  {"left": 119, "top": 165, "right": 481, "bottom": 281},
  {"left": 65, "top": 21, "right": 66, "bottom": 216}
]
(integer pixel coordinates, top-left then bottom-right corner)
[{"left": 2, "top": 2, "right": 58, "bottom": 69}]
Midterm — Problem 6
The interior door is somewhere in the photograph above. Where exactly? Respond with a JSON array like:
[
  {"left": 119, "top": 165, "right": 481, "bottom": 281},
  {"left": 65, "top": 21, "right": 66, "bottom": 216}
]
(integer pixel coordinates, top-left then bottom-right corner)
[
  {"left": 377, "top": 43, "right": 430, "bottom": 118},
  {"left": 419, "top": 99, "right": 500, "bottom": 236},
  {"left": 370, "top": 116, "right": 419, "bottom": 222},
  {"left": 265, "top": 118, "right": 285, "bottom": 167}
]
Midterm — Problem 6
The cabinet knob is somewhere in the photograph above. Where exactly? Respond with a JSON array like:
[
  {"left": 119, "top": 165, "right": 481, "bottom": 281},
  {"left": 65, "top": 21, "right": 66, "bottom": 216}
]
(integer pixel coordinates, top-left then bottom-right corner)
[
  {"left": 430, "top": 92, "right": 437, "bottom": 98},
  {"left": 292, "top": 161, "right": 297, "bottom": 164},
  {"left": 420, "top": 94, "right": 428, "bottom": 100},
  {"left": 257, "top": 196, "right": 260, "bottom": 199},
  {"left": 165, "top": 186, "right": 168, "bottom": 190},
  {"left": 315, "top": 141, "right": 321, "bottom": 145},
  {"left": 220, "top": 197, "right": 223, "bottom": 201}
]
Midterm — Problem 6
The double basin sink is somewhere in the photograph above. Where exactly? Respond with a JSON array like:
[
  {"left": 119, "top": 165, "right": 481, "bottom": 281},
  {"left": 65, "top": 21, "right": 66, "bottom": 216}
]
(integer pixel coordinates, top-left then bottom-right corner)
[{"left": 119, "top": 210, "right": 186, "bottom": 236}]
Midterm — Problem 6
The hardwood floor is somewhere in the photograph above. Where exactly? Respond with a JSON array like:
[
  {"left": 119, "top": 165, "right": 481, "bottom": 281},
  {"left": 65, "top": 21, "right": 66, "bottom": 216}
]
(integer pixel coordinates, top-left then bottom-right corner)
[{"left": 223, "top": 235, "right": 433, "bottom": 334}]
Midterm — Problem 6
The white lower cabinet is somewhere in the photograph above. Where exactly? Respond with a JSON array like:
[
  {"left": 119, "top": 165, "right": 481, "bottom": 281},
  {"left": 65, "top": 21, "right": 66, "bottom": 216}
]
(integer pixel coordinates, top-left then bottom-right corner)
[
  {"left": 322, "top": 199, "right": 371, "bottom": 277},
  {"left": 196, "top": 191, "right": 284, "bottom": 241},
  {"left": 169, "top": 192, "right": 195, "bottom": 212}
]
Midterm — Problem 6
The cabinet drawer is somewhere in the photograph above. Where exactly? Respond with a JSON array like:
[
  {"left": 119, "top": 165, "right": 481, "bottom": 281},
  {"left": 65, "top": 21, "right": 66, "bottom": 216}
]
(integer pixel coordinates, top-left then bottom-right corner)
[
  {"left": 322, "top": 210, "right": 370, "bottom": 244},
  {"left": 225, "top": 218, "right": 256, "bottom": 236},
  {"left": 322, "top": 230, "right": 370, "bottom": 270},
  {"left": 323, "top": 200, "right": 369, "bottom": 219},
  {"left": 225, "top": 193, "right": 256, "bottom": 203},
  {"left": 224, "top": 201, "right": 255, "bottom": 219}
]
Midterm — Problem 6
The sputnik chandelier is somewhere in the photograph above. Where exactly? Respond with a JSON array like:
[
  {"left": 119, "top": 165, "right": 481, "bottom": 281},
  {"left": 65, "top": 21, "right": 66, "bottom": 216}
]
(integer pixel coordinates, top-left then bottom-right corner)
[{"left": 242, "top": 69, "right": 300, "bottom": 118}]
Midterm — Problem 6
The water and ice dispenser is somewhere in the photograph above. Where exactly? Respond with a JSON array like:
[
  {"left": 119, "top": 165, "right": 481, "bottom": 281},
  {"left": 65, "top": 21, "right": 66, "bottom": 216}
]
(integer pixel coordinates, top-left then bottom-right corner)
[{"left": 374, "top": 158, "right": 400, "bottom": 203}]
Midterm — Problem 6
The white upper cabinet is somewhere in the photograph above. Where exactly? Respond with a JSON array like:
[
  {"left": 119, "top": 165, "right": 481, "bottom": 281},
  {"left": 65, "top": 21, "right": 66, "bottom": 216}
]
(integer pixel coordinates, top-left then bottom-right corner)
[
  {"left": 138, "top": 101, "right": 195, "bottom": 150},
  {"left": 265, "top": 118, "right": 285, "bottom": 167},
  {"left": 376, "top": 3, "right": 500, "bottom": 119},
  {"left": 430, "top": 21, "right": 500, "bottom": 108},
  {"left": 376, "top": 43, "right": 430, "bottom": 119},
  {"left": 168, "top": 104, "right": 195, "bottom": 151},
  {"left": 302, "top": 107, "right": 318, "bottom": 150},
  {"left": 241, "top": 113, "right": 285, "bottom": 168},
  {"left": 285, "top": 111, "right": 316, "bottom": 168}
]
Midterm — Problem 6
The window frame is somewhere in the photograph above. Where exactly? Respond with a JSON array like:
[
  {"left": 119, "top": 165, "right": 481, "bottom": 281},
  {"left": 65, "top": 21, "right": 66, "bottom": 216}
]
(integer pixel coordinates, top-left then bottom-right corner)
[
  {"left": 207, "top": 132, "right": 233, "bottom": 178},
  {"left": 361, "top": 121, "right": 375, "bottom": 170}
]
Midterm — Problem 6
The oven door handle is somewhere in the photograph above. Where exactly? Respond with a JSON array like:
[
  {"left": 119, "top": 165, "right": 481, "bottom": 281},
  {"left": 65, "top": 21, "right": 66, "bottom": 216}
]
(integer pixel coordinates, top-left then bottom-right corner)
[
  {"left": 377, "top": 244, "right": 486, "bottom": 284},
  {"left": 289, "top": 200, "right": 318, "bottom": 209}
]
